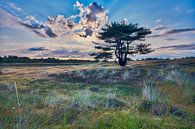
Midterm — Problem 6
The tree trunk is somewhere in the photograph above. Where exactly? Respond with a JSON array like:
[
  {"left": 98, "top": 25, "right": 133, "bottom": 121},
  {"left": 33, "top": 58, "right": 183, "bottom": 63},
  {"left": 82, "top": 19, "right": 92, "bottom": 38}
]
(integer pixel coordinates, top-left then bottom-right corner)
[
  {"left": 115, "top": 40, "right": 128, "bottom": 66},
  {"left": 115, "top": 45, "right": 127, "bottom": 66},
  {"left": 118, "top": 57, "right": 127, "bottom": 66}
]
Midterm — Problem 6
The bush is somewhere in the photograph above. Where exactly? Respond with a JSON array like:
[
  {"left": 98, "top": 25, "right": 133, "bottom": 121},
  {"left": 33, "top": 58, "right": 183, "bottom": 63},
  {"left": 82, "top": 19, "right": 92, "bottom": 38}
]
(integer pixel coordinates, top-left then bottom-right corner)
[
  {"left": 150, "top": 103, "right": 168, "bottom": 116},
  {"left": 89, "top": 87, "right": 100, "bottom": 92},
  {"left": 169, "top": 106, "right": 185, "bottom": 117},
  {"left": 139, "top": 100, "right": 152, "bottom": 112},
  {"left": 93, "top": 111, "right": 191, "bottom": 129},
  {"left": 51, "top": 105, "right": 81, "bottom": 125},
  {"left": 104, "top": 98, "right": 126, "bottom": 108}
]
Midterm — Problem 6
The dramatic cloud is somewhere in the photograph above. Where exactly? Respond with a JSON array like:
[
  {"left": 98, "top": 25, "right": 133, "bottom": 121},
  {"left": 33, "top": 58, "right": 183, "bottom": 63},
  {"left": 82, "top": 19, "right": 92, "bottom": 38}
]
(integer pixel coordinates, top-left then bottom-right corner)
[
  {"left": 28, "top": 47, "right": 48, "bottom": 51},
  {"left": 76, "top": 2, "right": 108, "bottom": 37},
  {"left": 46, "top": 15, "right": 75, "bottom": 36},
  {"left": 20, "top": 16, "right": 57, "bottom": 38},
  {"left": 158, "top": 42, "right": 195, "bottom": 50},
  {"left": 0, "top": 9, "right": 55, "bottom": 38},
  {"left": 18, "top": 1, "right": 108, "bottom": 38}
]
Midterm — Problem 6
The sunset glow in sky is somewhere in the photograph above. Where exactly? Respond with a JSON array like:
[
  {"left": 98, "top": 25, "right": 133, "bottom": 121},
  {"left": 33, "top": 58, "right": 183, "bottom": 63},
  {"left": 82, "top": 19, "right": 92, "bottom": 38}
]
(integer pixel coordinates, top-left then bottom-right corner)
[{"left": 0, "top": 0, "right": 195, "bottom": 59}]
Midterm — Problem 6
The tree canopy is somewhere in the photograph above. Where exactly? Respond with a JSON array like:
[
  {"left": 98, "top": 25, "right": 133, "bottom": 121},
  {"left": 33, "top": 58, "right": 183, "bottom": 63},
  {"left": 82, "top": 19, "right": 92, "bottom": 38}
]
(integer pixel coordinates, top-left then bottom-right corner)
[{"left": 91, "top": 21, "right": 153, "bottom": 66}]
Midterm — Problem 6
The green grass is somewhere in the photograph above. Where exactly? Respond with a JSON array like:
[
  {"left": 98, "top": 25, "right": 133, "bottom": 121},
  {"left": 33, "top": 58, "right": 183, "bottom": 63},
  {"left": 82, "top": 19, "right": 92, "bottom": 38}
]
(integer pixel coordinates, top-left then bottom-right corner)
[{"left": 0, "top": 60, "right": 195, "bottom": 129}]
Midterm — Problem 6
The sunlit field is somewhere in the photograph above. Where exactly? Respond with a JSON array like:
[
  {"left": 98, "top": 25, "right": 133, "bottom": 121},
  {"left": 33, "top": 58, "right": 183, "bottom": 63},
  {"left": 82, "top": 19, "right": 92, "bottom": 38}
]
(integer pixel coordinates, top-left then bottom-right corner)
[
  {"left": 1, "top": 0, "right": 195, "bottom": 128},
  {"left": 0, "top": 58, "right": 195, "bottom": 129}
]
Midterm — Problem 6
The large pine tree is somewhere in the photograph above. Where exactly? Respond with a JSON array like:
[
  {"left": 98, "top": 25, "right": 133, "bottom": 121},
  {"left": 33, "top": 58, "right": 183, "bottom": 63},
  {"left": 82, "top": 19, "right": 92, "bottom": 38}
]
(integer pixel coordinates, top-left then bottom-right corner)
[{"left": 91, "top": 21, "right": 153, "bottom": 66}]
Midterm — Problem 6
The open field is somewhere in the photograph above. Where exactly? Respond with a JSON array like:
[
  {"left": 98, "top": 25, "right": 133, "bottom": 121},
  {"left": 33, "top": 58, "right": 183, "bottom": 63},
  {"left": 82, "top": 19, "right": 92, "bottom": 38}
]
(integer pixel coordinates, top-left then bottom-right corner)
[{"left": 0, "top": 59, "right": 195, "bottom": 129}]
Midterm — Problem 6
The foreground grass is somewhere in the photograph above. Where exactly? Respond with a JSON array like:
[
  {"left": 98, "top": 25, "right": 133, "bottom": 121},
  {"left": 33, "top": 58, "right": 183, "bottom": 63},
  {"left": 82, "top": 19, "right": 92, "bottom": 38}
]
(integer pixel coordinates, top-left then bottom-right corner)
[{"left": 0, "top": 60, "right": 195, "bottom": 129}]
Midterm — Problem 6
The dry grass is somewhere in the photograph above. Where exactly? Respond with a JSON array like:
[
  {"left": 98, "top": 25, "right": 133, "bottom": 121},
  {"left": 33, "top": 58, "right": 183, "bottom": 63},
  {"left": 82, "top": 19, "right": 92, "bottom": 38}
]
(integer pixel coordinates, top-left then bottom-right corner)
[{"left": 0, "top": 59, "right": 195, "bottom": 129}]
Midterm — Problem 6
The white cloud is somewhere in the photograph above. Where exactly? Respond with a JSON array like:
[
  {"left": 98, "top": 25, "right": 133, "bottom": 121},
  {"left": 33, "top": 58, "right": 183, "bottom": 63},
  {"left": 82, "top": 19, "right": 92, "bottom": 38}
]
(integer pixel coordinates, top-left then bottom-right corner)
[
  {"left": 8, "top": 2, "right": 23, "bottom": 12},
  {"left": 76, "top": 2, "right": 108, "bottom": 37},
  {"left": 73, "top": 1, "right": 85, "bottom": 17},
  {"left": 174, "top": 6, "right": 180, "bottom": 12},
  {"left": 18, "top": 1, "right": 108, "bottom": 38},
  {"left": 187, "top": 9, "right": 195, "bottom": 14},
  {"left": 46, "top": 15, "right": 74, "bottom": 36},
  {"left": 25, "top": 16, "right": 41, "bottom": 25},
  {"left": 155, "top": 19, "right": 162, "bottom": 24}
]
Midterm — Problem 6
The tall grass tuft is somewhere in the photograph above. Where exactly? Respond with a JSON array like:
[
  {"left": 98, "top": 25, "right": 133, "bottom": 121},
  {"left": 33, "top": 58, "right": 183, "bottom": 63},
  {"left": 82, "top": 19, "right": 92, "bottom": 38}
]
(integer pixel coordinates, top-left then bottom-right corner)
[
  {"left": 104, "top": 89, "right": 117, "bottom": 109},
  {"left": 14, "top": 82, "right": 21, "bottom": 129},
  {"left": 142, "top": 80, "right": 160, "bottom": 102},
  {"left": 73, "top": 89, "right": 98, "bottom": 108}
]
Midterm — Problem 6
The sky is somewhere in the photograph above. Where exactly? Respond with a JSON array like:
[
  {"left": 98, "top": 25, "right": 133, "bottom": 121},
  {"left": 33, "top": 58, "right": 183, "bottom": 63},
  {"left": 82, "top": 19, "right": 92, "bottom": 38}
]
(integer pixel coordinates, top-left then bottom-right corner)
[{"left": 0, "top": 0, "right": 195, "bottom": 59}]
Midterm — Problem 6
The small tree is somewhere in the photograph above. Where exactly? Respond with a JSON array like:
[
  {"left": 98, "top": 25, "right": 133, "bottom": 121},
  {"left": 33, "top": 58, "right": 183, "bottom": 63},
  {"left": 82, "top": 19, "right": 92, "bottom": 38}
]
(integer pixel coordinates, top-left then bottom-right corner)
[
  {"left": 91, "top": 21, "right": 153, "bottom": 66},
  {"left": 89, "top": 51, "right": 112, "bottom": 62}
]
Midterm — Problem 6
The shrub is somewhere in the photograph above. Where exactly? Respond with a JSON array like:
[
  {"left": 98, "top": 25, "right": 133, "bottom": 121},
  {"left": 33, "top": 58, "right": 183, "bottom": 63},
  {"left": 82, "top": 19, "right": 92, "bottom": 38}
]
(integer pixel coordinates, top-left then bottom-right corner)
[
  {"left": 169, "top": 106, "right": 185, "bottom": 117},
  {"left": 139, "top": 100, "right": 152, "bottom": 112},
  {"left": 103, "top": 98, "right": 126, "bottom": 108},
  {"left": 150, "top": 103, "right": 168, "bottom": 116}
]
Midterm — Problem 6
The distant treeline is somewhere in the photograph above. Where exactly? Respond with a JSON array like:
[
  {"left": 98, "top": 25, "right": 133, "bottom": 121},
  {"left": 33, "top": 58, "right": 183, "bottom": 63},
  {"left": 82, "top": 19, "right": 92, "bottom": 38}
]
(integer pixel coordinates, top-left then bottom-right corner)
[
  {"left": 0, "top": 55, "right": 194, "bottom": 64},
  {"left": 0, "top": 55, "right": 96, "bottom": 64},
  {"left": 140, "top": 57, "right": 195, "bottom": 61}
]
